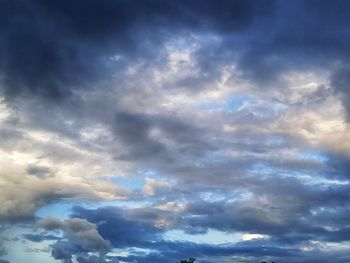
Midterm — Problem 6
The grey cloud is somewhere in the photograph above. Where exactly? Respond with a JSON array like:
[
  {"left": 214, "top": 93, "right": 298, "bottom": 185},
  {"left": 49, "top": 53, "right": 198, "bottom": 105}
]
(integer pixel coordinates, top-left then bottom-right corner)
[
  {"left": 113, "top": 111, "right": 214, "bottom": 163},
  {"left": 37, "top": 217, "right": 63, "bottom": 231},
  {"left": 0, "top": 241, "right": 7, "bottom": 258},
  {"left": 26, "top": 164, "right": 54, "bottom": 179},
  {"left": 44, "top": 194, "right": 350, "bottom": 262},
  {"left": 50, "top": 241, "right": 79, "bottom": 263},
  {"left": 0, "top": 0, "right": 273, "bottom": 103},
  {"left": 77, "top": 254, "right": 119, "bottom": 263},
  {"left": 22, "top": 233, "right": 60, "bottom": 243},
  {"left": 38, "top": 217, "right": 109, "bottom": 251},
  {"left": 0, "top": 238, "right": 9, "bottom": 263},
  {"left": 1, "top": 0, "right": 350, "bottom": 113},
  {"left": 1, "top": 1, "right": 350, "bottom": 262},
  {"left": 71, "top": 206, "right": 298, "bottom": 261},
  {"left": 331, "top": 65, "right": 350, "bottom": 120}
]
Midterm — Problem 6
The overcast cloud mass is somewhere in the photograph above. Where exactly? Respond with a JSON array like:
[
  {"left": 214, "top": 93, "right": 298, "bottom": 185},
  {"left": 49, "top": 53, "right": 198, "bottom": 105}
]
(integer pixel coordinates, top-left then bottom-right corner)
[{"left": 0, "top": 0, "right": 350, "bottom": 262}]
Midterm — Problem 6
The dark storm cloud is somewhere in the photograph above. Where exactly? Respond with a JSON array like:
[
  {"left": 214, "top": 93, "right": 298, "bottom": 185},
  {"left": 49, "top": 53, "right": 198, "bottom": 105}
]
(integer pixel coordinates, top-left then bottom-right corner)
[
  {"left": 0, "top": 0, "right": 273, "bottom": 102},
  {"left": 236, "top": 0, "right": 350, "bottom": 77},
  {"left": 1, "top": 0, "right": 350, "bottom": 113}
]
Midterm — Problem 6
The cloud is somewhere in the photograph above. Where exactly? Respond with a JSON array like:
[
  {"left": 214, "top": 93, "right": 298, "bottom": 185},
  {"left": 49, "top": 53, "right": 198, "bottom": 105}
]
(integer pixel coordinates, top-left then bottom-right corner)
[
  {"left": 0, "top": 154, "right": 127, "bottom": 222},
  {"left": 77, "top": 254, "right": 119, "bottom": 263},
  {"left": 1, "top": 1, "right": 350, "bottom": 262},
  {"left": 0, "top": 240, "right": 7, "bottom": 258},
  {"left": 38, "top": 217, "right": 110, "bottom": 251},
  {"left": 0, "top": 0, "right": 273, "bottom": 103},
  {"left": 50, "top": 241, "right": 79, "bottom": 263},
  {"left": 0, "top": 238, "right": 8, "bottom": 263},
  {"left": 26, "top": 164, "right": 54, "bottom": 179},
  {"left": 66, "top": 204, "right": 322, "bottom": 262},
  {"left": 112, "top": 111, "right": 214, "bottom": 163},
  {"left": 22, "top": 233, "right": 60, "bottom": 243},
  {"left": 67, "top": 206, "right": 305, "bottom": 262},
  {"left": 331, "top": 65, "right": 350, "bottom": 120},
  {"left": 0, "top": 103, "right": 129, "bottom": 222}
]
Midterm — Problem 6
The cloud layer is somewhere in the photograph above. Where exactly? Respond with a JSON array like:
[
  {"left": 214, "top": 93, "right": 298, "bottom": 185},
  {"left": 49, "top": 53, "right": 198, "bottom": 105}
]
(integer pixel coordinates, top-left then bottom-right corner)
[{"left": 1, "top": 1, "right": 350, "bottom": 263}]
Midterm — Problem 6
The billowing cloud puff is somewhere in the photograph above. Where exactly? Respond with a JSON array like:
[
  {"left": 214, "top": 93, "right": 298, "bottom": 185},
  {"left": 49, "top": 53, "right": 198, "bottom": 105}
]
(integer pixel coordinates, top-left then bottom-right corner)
[{"left": 38, "top": 217, "right": 110, "bottom": 251}]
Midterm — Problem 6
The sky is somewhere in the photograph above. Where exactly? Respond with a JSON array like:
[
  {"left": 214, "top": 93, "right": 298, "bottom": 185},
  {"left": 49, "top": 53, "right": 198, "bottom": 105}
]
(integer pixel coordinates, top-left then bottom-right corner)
[{"left": 0, "top": 0, "right": 350, "bottom": 262}]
